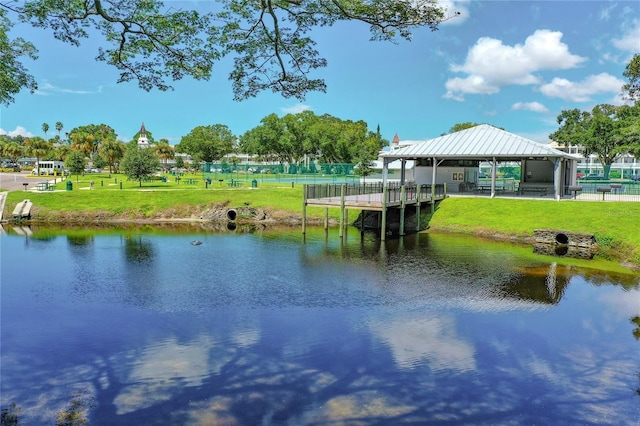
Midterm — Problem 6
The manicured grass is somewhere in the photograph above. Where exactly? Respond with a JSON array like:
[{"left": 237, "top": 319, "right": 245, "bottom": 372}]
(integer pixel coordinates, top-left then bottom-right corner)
[
  {"left": 4, "top": 173, "right": 339, "bottom": 221},
  {"left": 4, "top": 176, "right": 639, "bottom": 266},
  {"left": 430, "top": 197, "right": 640, "bottom": 265},
  {"left": 430, "top": 197, "right": 640, "bottom": 243}
]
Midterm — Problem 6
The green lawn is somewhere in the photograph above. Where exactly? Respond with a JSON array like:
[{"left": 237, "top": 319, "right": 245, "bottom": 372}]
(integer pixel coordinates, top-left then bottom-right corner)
[
  {"left": 429, "top": 197, "right": 640, "bottom": 265},
  {"left": 4, "top": 175, "right": 640, "bottom": 266},
  {"left": 4, "top": 172, "right": 339, "bottom": 221}
]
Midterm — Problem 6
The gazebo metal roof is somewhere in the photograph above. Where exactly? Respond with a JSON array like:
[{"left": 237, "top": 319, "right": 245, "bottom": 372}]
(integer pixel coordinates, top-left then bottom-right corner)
[{"left": 381, "top": 124, "right": 577, "bottom": 160}]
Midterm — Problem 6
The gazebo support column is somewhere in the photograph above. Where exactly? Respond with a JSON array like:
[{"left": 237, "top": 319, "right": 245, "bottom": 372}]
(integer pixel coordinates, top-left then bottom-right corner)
[
  {"left": 554, "top": 158, "right": 562, "bottom": 201},
  {"left": 491, "top": 158, "right": 497, "bottom": 198},
  {"left": 382, "top": 158, "right": 390, "bottom": 186}
]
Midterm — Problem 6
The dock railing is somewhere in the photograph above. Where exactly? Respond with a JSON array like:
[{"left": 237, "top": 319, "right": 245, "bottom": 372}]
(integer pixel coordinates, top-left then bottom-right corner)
[
  {"left": 302, "top": 183, "right": 448, "bottom": 240},
  {"left": 304, "top": 183, "right": 446, "bottom": 205}
]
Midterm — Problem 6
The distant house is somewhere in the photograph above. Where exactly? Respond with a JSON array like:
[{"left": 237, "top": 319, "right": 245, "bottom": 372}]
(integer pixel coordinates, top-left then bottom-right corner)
[{"left": 381, "top": 125, "right": 579, "bottom": 200}]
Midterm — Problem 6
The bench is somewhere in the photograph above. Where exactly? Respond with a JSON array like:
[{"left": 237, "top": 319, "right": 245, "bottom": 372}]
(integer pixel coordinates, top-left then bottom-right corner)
[
  {"left": 184, "top": 178, "right": 199, "bottom": 185},
  {"left": 597, "top": 186, "right": 611, "bottom": 200},
  {"left": 142, "top": 176, "right": 164, "bottom": 183},
  {"left": 610, "top": 183, "right": 623, "bottom": 194},
  {"left": 227, "top": 180, "right": 242, "bottom": 187},
  {"left": 567, "top": 186, "right": 582, "bottom": 199},
  {"left": 519, "top": 186, "right": 548, "bottom": 196}
]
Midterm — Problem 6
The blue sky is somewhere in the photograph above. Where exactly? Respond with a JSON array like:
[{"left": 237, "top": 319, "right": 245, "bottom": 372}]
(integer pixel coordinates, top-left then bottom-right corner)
[{"left": 1, "top": 1, "right": 638, "bottom": 145}]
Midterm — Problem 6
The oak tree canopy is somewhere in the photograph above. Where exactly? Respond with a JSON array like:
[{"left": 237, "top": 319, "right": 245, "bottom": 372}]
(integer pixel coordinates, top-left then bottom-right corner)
[{"left": 0, "top": 0, "right": 452, "bottom": 105}]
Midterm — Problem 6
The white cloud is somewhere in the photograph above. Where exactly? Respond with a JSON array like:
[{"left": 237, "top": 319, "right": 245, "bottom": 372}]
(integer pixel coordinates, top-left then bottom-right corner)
[
  {"left": 280, "top": 103, "right": 312, "bottom": 114},
  {"left": 0, "top": 126, "right": 35, "bottom": 138},
  {"left": 539, "top": 73, "right": 624, "bottom": 102},
  {"left": 598, "top": 3, "right": 617, "bottom": 21},
  {"left": 438, "top": 0, "right": 470, "bottom": 25},
  {"left": 612, "top": 19, "right": 640, "bottom": 53},
  {"left": 512, "top": 101, "right": 549, "bottom": 113},
  {"left": 444, "top": 30, "right": 586, "bottom": 100},
  {"left": 444, "top": 75, "right": 500, "bottom": 100},
  {"left": 36, "top": 81, "right": 95, "bottom": 95}
]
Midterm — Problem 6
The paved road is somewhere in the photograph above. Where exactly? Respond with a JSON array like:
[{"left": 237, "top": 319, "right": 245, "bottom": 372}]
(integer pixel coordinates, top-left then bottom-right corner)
[
  {"left": 1, "top": 172, "right": 65, "bottom": 191},
  {"left": 0, "top": 173, "right": 63, "bottom": 222},
  {"left": 0, "top": 172, "right": 40, "bottom": 192}
]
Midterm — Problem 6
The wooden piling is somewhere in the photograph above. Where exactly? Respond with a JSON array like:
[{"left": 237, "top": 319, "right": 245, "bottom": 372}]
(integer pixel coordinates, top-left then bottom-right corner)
[
  {"left": 339, "top": 184, "right": 345, "bottom": 238},
  {"left": 399, "top": 185, "right": 406, "bottom": 236},
  {"left": 381, "top": 185, "right": 388, "bottom": 241},
  {"left": 302, "top": 186, "right": 307, "bottom": 234}
]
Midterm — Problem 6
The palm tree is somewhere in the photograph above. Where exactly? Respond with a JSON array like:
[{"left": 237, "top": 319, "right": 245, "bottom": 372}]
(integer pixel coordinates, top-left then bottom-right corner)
[
  {"left": 42, "top": 123, "right": 49, "bottom": 139},
  {"left": 99, "top": 139, "right": 125, "bottom": 174},
  {"left": 3, "top": 142, "right": 24, "bottom": 165},
  {"left": 55, "top": 121, "right": 64, "bottom": 140},
  {"left": 54, "top": 144, "right": 71, "bottom": 162},
  {"left": 70, "top": 132, "right": 96, "bottom": 159},
  {"left": 25, "top": 137, "right": 52, "bottom": 175},
  {"left": 154, "top": 139, "right": 175, "bottom": 172}
]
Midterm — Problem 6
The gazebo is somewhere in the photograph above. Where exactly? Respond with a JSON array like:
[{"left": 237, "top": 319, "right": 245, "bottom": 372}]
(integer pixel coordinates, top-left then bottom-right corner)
[{"left": 381, "top": 125, "right": 580, "bottom": 200}]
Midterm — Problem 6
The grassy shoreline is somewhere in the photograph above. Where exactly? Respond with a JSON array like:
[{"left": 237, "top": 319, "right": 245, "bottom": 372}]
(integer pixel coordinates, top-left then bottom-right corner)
[
  {"left": 3, "top": 174, "right": 639, "bottom": 268},
  {"left": 427, "top": 197, "right": 640, "bottom": 269}
]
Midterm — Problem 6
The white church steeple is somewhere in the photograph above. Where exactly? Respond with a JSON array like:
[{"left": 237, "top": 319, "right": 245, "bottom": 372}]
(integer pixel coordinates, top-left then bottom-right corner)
[{"left": 137, "top": 122, "right": 149, "bottom": 148}]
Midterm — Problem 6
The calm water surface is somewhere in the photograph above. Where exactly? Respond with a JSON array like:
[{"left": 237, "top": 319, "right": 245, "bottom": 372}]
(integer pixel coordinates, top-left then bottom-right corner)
[{"left": 1, "top": 226, "right": 639, "bottom": 425}]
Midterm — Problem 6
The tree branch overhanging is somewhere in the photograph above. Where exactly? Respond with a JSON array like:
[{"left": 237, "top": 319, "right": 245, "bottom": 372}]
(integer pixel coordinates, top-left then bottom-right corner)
[{"left": 1, "top": 0, "right": 455, "bottom": 102}]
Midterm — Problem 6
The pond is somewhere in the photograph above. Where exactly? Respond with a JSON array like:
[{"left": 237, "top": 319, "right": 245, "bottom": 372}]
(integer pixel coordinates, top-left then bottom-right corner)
[{"left": 1, "top": 225, "right": 639, "bottom": 425}]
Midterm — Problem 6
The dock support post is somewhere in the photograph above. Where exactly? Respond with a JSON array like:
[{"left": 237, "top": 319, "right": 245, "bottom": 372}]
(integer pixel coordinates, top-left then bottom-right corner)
[
  {"left": 415, "top": 185, "right": 421, "bottom": 232},
  {"left": 324, "top": 208, "right": 329, "bottom": 230},
  {"left": 302, "top": 185, "right": 307, "bottom": 234},
  {"left": 339, "top": 184, "right": 345, "bottom": 238},
  {"left": 381, "top": 185, "right": 388, "bottom": 241},
  {"left": 344, "top": 208, "right": 349, "bottom": 236},
  {"left": 399, "top": 185, "right": 406, "bottom": 236},
  {"left": 431, "top": 184, "right": 436, "bottom": 214},
  {"left": 431, "top": 157, "right": 437, "bottom": 215}
]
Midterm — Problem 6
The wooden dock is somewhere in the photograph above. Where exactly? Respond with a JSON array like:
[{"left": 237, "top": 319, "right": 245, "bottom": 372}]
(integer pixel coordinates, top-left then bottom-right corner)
[{"left": 303, "top": 183, "right": 447, "bottom": 240}]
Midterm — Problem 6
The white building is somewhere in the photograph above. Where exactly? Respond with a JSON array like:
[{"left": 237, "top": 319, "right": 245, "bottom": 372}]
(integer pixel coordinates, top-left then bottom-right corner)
[{"left": 548, "top": 141, "right": 639, "bottom": 179}]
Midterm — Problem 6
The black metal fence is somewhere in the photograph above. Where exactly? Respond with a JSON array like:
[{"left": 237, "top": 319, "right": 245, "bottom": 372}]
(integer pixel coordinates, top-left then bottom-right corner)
[{"left": 565, "top": 182, "right": 640, "bottom": 202}]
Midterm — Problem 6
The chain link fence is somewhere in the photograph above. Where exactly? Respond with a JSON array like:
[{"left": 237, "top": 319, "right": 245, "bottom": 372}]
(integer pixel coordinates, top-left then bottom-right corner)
[{"left": 198, "top": 162, "right": 361, "bottom": 185}]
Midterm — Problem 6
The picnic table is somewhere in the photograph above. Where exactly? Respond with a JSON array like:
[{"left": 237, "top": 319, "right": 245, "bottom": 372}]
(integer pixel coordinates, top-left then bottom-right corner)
[
  {"left": 36, "top": 181, "right": 54, "bottom": 191},
  {"left": 227, "top": 179, "right": 242, "bottom": 187}
]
